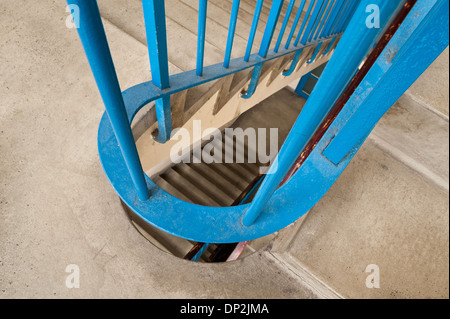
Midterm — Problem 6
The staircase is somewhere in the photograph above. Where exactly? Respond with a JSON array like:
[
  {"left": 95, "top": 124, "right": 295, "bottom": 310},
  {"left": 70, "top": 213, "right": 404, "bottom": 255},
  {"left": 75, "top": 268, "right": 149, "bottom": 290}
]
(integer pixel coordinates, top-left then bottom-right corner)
[
  {"left": 70, "top": 0, "right": 448, "bottom": 246},
  {"left": 0, "top": 0, "right": 447, "bottom": 299},
  {"left": 61, "top": 0, "right": 449, "bottom": 297},
  {"left": 131, "top": 88, "right": 305, "bottom": 259}
]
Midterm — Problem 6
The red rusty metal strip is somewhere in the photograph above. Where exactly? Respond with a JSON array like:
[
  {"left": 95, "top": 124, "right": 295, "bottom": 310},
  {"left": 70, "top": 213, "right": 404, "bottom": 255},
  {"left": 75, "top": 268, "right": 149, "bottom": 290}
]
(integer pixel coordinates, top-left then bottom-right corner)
[
  {"left": 280, "top": 0, "right": 418, "bottom": 186},
  {"left": 226, "top": 241, "right": 251, "bottom": 262}
]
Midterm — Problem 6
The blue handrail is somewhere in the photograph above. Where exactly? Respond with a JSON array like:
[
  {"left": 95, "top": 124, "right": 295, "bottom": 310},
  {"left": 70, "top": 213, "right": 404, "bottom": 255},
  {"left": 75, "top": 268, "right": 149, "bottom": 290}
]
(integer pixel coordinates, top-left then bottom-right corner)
[
  {"left": 67, "top": 0, "right": 150, "bottom": 201},
  {"left": 242, "top": 0, "right": 406, "bottom": 226},
  {"left": 68, "top": 0, "right": 359, "bottom": 202},
  {"left": 142, "top": 0, "right": 172, "bottom": 144},
  {"left": 65, "top": 0, "right": 433, "bottom": 242},
  {"left": 68, "top": 0, "right": 448, "bottom": 243}
]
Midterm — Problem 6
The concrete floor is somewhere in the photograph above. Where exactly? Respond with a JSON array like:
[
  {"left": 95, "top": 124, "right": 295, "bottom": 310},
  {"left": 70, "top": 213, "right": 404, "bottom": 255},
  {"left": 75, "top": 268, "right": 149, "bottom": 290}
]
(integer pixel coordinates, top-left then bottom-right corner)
[{"left": 0, "top": 0, "right": 449, "bottom": 298}]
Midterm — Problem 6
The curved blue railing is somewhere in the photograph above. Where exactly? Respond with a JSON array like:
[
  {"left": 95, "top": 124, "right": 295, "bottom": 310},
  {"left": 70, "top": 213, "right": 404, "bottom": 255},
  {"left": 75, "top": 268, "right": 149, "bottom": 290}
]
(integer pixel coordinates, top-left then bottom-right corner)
[{"left": 67, "top": 0, "right": 449, "bottom": 243}]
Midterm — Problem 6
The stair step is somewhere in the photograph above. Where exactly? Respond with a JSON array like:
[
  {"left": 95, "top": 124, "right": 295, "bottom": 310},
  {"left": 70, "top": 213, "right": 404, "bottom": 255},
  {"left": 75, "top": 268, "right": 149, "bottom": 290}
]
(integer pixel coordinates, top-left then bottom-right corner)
[
  {"left": 180, "top": 0, "right": 265, "bottom": 45},
  {"left": 192, "top": 154, "right": 253, "bottom": 191},
  {"left": 188, "top": 162, "right": 244, "bottom": 200},
  {"left": 131, "top": 220, "right": 193, "bottom": 257},
  {"left": 211, "top": 137, "right": 260, "bottom": 182},
  {"left": 222, "top": 134, "right": 261, "bottom": 175},
  {"left": 209, "top": 0, "right": 260, "bottom": 28},
  {"left": 153, "top": 176, "right": 193, "bottom": 203},
  {"left": 165, "top": 0, "right": 247, "bottom": 58},
  {"left": 173, "top": 162, "right": 236, "bottom": 206},
  {"left": 160, "top": 168, "right": 222, "bottom": 206}
]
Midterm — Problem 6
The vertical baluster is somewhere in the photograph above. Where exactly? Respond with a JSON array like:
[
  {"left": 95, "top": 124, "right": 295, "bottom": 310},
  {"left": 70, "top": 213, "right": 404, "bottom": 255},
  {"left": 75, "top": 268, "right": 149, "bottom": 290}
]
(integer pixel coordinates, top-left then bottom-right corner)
[
  {"left": 307, "top": 0, "right": 329, "bottom": 43},
  {"left": 300, "top": 0, "right": 325, "bottom": 45},
  {"left": 313, "top": 0, "right": 335, "bottom": 40},
  {"left": 333, "top": 0, "right": 354, "bottom": 34},
  {"left": 330, "top": 0, "right": 351, "bottom": 34},
  {"left": 339, "top": 0, "right": 360, "bottom": 33},
  {"left": 245, "top": 0, "right": 264, "bottom": 62},
  {"left": 224, "top": 0, "right": 241, "bottom": 68},
  {"left": 320, "top": 0, "right": 346, "bottom": 37},
  {"left": 274, "top": 0, "right": 296, "bottom": 53},
  {"left": 285, "top": 0, "right": 307, "bottom": 49},
  {"left": 142, "top": 0, "right": 172, "bottom": 144},
  {"left": 326, "top": 0, "right": 349, "bottom": 36},
  {"left": 293, "top": 0, "right": 317, "bottom": 46},
  {"left": 197, "top": 0, "right": 208, "bottom": 76},
  {"left": 242, "top": 0, "right": 285, "bottom": 99},
  {"left": 259, "top": 0, "right": 285, "bottom": 57},
  {"left": 242, "top": 0, "right": 404, "bottom": 227},
  {"left": 67, "top": 0, "right": 150, "bottom": 201}
]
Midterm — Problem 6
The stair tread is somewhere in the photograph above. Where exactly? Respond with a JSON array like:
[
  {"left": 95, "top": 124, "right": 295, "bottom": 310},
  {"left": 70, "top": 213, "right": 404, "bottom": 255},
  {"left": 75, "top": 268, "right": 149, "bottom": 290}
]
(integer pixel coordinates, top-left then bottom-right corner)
[
  {"left": 153, "top": 176, "right": 193, "bottom": 203},
  {"left": 211, "top": 137, "right": 260, "bottom": 182},
  {"left": 173, "top": 162, "right": 236, "bottom": 206},
  {"left": 187, "top": 162, "right": 244, "bottom": 200},
  {"left": 192, "top": 154, "right": 254, "bottom": 191},
  {"left": 161, "top": 168, "right": 222, "bottom": 207},
  {"left": 181, "top": 0, "right": 265, "bottom": 50},
  {"left": 165, "top": 0, "right": 247, "bottom": 59}
]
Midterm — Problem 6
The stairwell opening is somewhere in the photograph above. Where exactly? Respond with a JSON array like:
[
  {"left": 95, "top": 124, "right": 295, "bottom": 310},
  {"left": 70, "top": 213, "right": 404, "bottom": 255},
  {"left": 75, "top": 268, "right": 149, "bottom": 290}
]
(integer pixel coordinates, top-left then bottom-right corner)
[{"left": 125, "top": 86, "right": 311, "bottom": 262}]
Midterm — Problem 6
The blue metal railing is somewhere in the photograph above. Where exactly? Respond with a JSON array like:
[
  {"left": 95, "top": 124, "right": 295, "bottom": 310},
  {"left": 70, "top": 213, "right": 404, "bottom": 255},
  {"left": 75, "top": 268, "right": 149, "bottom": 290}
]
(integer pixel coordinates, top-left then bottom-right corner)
[
  {"left": 65, "top": 0, "right": 448, "bottom": 243},
  {"left": 68, "top": 0, "right": 359, "bottom": 204}
]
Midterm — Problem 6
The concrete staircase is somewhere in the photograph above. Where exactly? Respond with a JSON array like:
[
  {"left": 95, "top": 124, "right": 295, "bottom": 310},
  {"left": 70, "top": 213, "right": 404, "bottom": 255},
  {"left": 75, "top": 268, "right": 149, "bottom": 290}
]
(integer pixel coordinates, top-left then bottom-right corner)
[{"left": 0, "top": 0, "right": 447, "bottom": 299}]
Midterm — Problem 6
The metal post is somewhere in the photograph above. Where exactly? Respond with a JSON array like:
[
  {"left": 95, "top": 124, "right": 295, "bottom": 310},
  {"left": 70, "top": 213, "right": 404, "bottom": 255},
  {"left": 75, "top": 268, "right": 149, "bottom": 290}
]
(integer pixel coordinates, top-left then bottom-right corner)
[
  {"left": 245, "top": 0, "right": 264, "bottom": 62},
  {"left": 67, "top": 0, "right": 150, "bottom": 201},
  {"left": 224, "top": 0, "right": 241, "bottom": 68},
  {"left": 142, "top": 0, "right": 172, "bottom": 143},
  {"left": 197, "top": 0, "right": 208, "bottom": 76}
]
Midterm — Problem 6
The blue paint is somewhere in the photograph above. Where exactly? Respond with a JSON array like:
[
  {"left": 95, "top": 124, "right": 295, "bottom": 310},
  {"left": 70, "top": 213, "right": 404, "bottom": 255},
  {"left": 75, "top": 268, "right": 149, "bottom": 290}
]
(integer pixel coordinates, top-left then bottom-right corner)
[
  {"left": 321, "top": 0, "right": 346, "bottom": 37},
  {"left": 67, "top": 0, "right": 150, "bottom": 201},
  {"left": 307, "top": 42, "right": 323, "bottom": 63},
  {"left": 224, "top": 0, "right": 241, "bottom": 68},
  {"left": 322, "top": 36, "right": 337, "bottom": 55},
  {"left": 275, "top": 0, "right": 297, "bottom": 53},
  {"left": 301, "top": 0, "right": 325, "bottom": 45},
  {"left": 282, "top": 49, "right": 304, "bottom": 76},
  {"left": 142, "top": 0, "right": 172, "bottom": 144},
  {"left": 307, "top": 0, "right": 328, "bottom": 43},
  {"left": 323, "top": 0, "right": 450, "bottom": 164},
  {"left": 294, "top": 0, "right": 317, "bottom": 46},
  {"left": 196, "top": 0, "right": 208, "bottom": 76},
  {"left": 71, "top": 0, "right": 447, "bottom": 243},
  {"left": 259, "top": 0, "right": 285, "bottom": 58},
  {"left": 314, "top": 0, "right": 336, "bottom": 40},
  {"left": 191, "top": 243, "right": 211, "bottom": 261},
  {"left": 241, "top": 63, "right": 264, "bottom": 99},
  {"left": 329, "top": 0, "right": 351, "bottom": 35},
  {"left": 339, "top": 0, "right": 360, "bottom": 33},
  {"left": 244, "top": 0, "right": 264, "bottom": 62},
  {"left": 285, "top": 0, "right": 307, "bottom": 49},
  {"left": 97, "top": 67, "right": 366, "bottom": 242},
  {"left": 294, "top": 72, "right": 312, "bottom": 99},
  {"left": 115, "top": 38, "right": 335, "bottom": 113}
]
